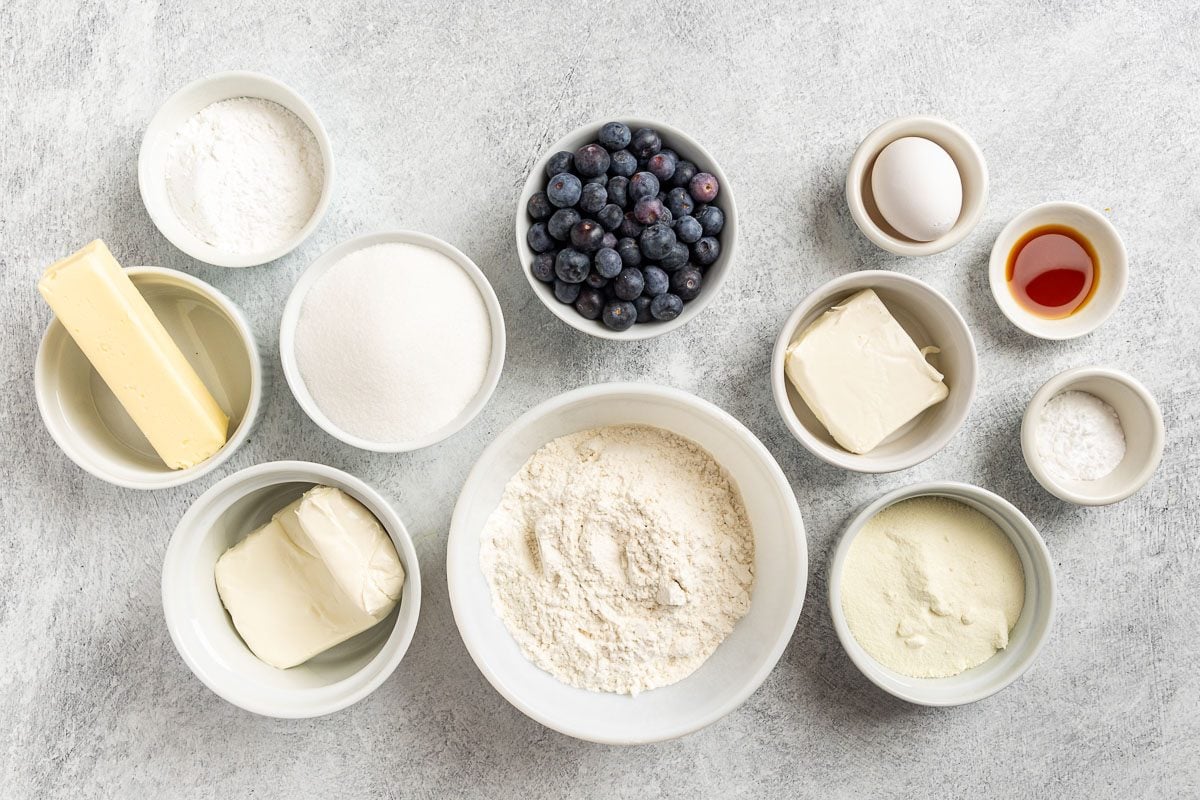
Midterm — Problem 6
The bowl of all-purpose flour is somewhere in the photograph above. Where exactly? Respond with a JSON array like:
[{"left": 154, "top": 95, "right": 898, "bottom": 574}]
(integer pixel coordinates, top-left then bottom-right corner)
[
  {"left": 446, "top": 383, "right": 807, "bottom": 744},
  {"left": 280, "top": 230, "right": 505, "bottom": 452},
  {"left": 139, "top": 71, "right": 335, "bottom": 267}
]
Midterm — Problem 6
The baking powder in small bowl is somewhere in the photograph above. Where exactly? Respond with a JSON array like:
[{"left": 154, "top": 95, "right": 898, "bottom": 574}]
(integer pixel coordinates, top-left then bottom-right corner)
[{"left": 1034, "top": 390, "right": 1126, "bottom": 482}]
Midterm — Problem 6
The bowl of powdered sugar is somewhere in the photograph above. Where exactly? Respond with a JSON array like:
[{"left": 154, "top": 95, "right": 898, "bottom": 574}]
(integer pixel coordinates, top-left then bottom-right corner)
[{"left": 139, "top": 71, "right": 334, "bottom": 267}]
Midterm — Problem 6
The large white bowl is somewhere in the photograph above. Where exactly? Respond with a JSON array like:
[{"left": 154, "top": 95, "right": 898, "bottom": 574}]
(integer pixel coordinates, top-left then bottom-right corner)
[
  {"left": 447, "top": 383, "right": 807, "bottom": 744},
  {"left": 162, "top": 461, "right": 422, "bottom": 718}
]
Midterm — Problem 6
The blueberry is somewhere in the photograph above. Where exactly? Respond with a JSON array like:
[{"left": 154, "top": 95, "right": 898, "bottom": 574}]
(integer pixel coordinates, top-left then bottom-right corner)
[
  {"left": 545, "top": 151, "right": 573, "bottom": 179},
  {"left": 554, "top": 279, "right": 582, "bottom": 304},
  {"left": 670, "top": 159, "right": 697, "bottom": 189},
  {"left": 527, "top": 222, "right": 554, "bottom": 253},
  {"left": 598, "top": 122, "right": 632, "bottom": 151},
  {"left": 689, "top": 172, "right": 719, "bottom": 203},
  {"left": 547, "top": 173, "right": 582, "bottom": 208},
  {"left": 575, "top": 287, "right": 605, "bottom": 319},
  {"left": 527, "top": 191, "right": 552, "bottom": 220},
  {"left": 597, "top": 203, "right": 624, "bottom": 231},
  {"left": 630, "top": 127, "right": 662, "bottom": 159},
  {"left": 602, "top": 300, "right": 637, "bottom": 331},
  {"left": 600, "top": 232, "right": 618, "bottom": 250},
  {"left": 618, "top": 212, "right": 644, "bottom": 239},
  {"left": 650, "top": 293, "right": 684, "bottom": 321},
  {"left": 695, "top": 205, "right": 725, "bottom": 236},
  {"left": 584, "top": 174, "right": 608, "bottom": 187},
  {"left": 607, "top": 176, "right": 629, "bottom": 207},
  {"left": 628, "top": 172, "right": 660, "bottom": 202},
  {"left": 554, "top": 248, "right": 590, "bottom": 283},
  {"left": 658, "top": 207, "right": 674, "bottom": 227},
  {"left": 614, "top": 267, "right": 644, "bottom": 300},
  {"left": 594, "top": 247, "right": 623, "bottom": 279},
  {"left": 666, "top": 187, "right": 695, "bottom": 218},
  {"left": 585, "top": 271, "right": 608, "bottom": 289},
  {"left": 642, "top": 266, "right": 669, "bottom": 297},
  {"left": 633, "top": 295, "right": 654, "bottom": 323},
  {"left": 670, "top": 267, "right": 702, "bottom": 301},
  {"left": 692, "top": 236, "right": 720, "bottom": 266},
  {"left": 609, "top": 149, "right": 637, "bottom": 177},
  {"left": 634, "top": 197, "right": 667, "bottom": 225},
  {"left": 647, "top": 149, "right": 677, "bottom": 181},
  {"left": 574, "top": 143, "right": 611, "bottom": 177},
  {"left": 579, "top": 182, "right": 607, "bottom": 214},
  {"left": 570, "top": 219, "right": 604, "bottom": 252},
  {"left": 673, "top": 214, "right": 703, "bottom": 244},
  {"left": 616, "top": 237, "right": 643, "bottom": 267},
  {"left": 531, "top": 252, "right": 556, "bottom": 282},
  {"left": 547, "top": 207, "right": 581, "bottom": 240},
  {"left": 659, "top": 242, "right": 690, "bottom": 270},
  {"left": 639, "top": 223, "right": 676, "bottom": 261}
]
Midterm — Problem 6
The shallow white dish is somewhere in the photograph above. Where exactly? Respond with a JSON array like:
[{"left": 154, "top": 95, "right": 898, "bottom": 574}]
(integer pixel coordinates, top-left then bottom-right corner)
[
  {"left": 516, "top": 118, "right": 738, "bottom": 341},
  {"left": 138, "top": 70, "right": 335, "bottom": 268},
  {"left": 846, "top": 116, "right": 988, "bottom": 256},
  {"left": 162, "top": 461, "right": 421, "bottom": 718},
  {"left": 35, "top": 266, "right": 263, "bottom": 490},
  {"left": 829, "top": 481, "right": 1056, "bottom": 706},
  {"left": 1021, "top": 366, "right": 1164, "bottom": 505},
  {"left": 771, "top": 270, "right": 977, "bottom": 473},
  {"left": 279, "top": 229, "right": 506, "bottom": 452},
  {"left": 988, "top": 202, "right": 1127, "bottom": 339},
  {"left": 447, "top": 383, "right": 806, "bottom": 744}
]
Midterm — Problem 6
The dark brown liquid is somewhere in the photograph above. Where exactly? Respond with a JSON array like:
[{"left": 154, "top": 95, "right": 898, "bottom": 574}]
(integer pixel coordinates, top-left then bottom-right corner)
[{"left": 1006, "top": 225, "right": 1099, "bottom": 318}]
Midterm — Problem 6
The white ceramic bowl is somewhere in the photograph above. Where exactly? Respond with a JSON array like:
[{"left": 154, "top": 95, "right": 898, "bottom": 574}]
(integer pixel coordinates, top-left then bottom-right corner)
[
  {"left": 162, "top": 461, "right": 422, "bottom": 718},
  {"left": 771, "top": 271, "right": 977, "bottom": 473},
  {"left": 279, "top": 230, "right": 506, "bottom": 452},
  {"left": 1021, "top": 366, "right": 1164, "bottom": 505},
  {"left": 138, "top": 71, "right": 335, "bottom": 268},
  {"left": 988, "top": 202, "right": 1128, "bottom": 339},
  {"left": 829, "top": 481, "right": 1056, "bottom": 706},
  {"left": 35, "top": 266, "right": 263, "bottom": 490},
  {"left": 516, "top": 119, "right": 738, "bottom": 341},
  {"left": 846, "top": 116, "right": 988, "bottom": 256},
  {"left": 447, "top": 383, "right": 806, "bottom": 744}
]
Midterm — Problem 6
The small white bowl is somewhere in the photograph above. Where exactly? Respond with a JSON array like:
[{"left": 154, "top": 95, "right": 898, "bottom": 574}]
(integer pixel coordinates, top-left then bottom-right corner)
[
  {"left": 988, "top": 202, "right": 1128, "bottom": 339},
  {"left": 516, "top": 119, "right": 738, "bottom": 341},
  {"left": 1021, "top": 366, "right": 1164, "bottom": 505},
  {"left": 279, "top": 230, "right": 506, "bottom": 452},
  {"left": 138, "top": 71, "right": 335, "bottom": 268},
  {"left": 447, "top": 383, "right": 806, "bottom": 744},
  {"left": 771, "top": 271, "right": 977, "bottom": 473},
  {"left": 35, "top": 266, "right": 264, "bottom": 490},
  {"left": 846, "top": 116, "right": 988, "bottom": 256},
  {"left": 162, "top": 461, "right": 422, "bottom": 718},
  {"left": 829, "top": 481, "right": 1056, "bottom": 706}
]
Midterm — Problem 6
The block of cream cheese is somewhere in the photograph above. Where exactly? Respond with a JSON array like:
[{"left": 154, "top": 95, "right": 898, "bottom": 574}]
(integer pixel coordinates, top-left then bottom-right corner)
[
  {"left": 37, "top": 240, "right": 229, "bottom": 469},
  {"left": 785, "top": 289, "right": 948, "bottom": 454},
  {"left": 214, "top": 486, "right": 405, "bottom": 669}
]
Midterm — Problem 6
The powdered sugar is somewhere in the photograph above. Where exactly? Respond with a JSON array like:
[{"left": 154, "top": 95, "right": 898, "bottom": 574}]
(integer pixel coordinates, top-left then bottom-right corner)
[{"left": 1036, "top": 390, "right": 1126, "bottom": 481}]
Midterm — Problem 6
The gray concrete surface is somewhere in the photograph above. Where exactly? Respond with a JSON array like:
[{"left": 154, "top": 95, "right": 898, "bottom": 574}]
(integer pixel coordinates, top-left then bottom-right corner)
[{"left": 2, "top": 1, "right": 1197, "bottom": 797}]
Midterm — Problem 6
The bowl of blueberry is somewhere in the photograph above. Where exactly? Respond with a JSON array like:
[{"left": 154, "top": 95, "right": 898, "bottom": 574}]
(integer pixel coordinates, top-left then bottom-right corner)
[{"left": 518, "top": 119, "right": 736, "bottom": 339}]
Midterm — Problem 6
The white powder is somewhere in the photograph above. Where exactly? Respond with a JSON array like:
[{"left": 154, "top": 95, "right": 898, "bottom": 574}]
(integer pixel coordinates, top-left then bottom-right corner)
[
  {"left": 841, "top": 496, "right": 1025, "bottom": 679},
  {"left": 295, "top": 242, "right": 491, "bottom": 444},
  {"left": 165, "top": 97, "right": 323, "bottom": 254},
  {"left": 1036, "top": 390, "right": 1127, "bottom": 481},
  {"left": 479, "top": 425, "right": 755, "bottom": 696}
]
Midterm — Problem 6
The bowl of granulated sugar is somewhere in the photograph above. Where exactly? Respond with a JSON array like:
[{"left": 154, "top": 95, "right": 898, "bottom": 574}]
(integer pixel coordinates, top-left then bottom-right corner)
[{"left": 280, "top": 230, "right": 506, "bottom": 452}]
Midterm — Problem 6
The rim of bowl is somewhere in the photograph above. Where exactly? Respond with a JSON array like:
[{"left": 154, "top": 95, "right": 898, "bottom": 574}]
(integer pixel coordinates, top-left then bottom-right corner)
[
  {"left": 1020, "top": 366, "right": 1165, "bottom": 505},
  {"left": 845, "top": 115, "right": 988, "bottom": 257},
  {"left": 161, "top": 460, "right": 422, "bottom": 718},
  {"left": 34, "top": 266, "right": 264, "bottom": 490},
  {"left": 987, "top": 201, "right": 1128, "bottom": 340},
  {"left": 279, "top": 229, "right": 506, "bottom": 453},
  {"left": 828, "top": 481, "right": 1057, "bottom": 706},
  {"left": 446, "top": 381, "right": 807, "bottom": 744},
  {"left": 137, "top": 70, "right": 336, "bottom": 268},
  {"left": 770, "top": 270, "right": 978, "bottom": 473},
  {"left": 515, "top": 118, "right": 738, "bottom": 341}
]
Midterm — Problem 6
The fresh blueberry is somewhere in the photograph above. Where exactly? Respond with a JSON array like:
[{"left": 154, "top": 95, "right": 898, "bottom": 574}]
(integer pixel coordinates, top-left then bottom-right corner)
[
  {"left": 633, "top": 295, "right": 654, "bottom": 323},
  {"left": 575, "top": 287, "right": 605, "bottom": 319},
  {"left": 659, "top": 241, "right": 690, "bottom": 270},
  {"left": 658, "top": 206, "right": 673, "bottom": 227},
  {"left": 606, "top": 176, "right": 629, "bottom": 207},
  {"left": 618, "top": 212, "right": 644, "bottom": 239},
  {"left": 666, "top": 187, "right": 695, "bottom": 218},
  {"left": 602, "top": 300, "right": 637, "bottom": 331},
  {"left": 527, "top": 191, "right": 552, "bottom": 220},
  {"left": 616, "top": 237, "right": 643, "bottom": 267},
  {"left": 670, "top": 159, "right": 697, "bottom": 189},
  {"left": 579, "top": 182, "right": 607, "bottom": 214},
  {"left": 642, "top": 266, "right": 669, "bottom": 297},
  {"left": 585, "top": 271, "right": 608, "bottom": 289},
  {"left": 594, "top": 247, "right": 623, "bottom": 279},
  {"left": 547, "top": 172, "right": 582, "bottom": 208},
  {"left": 614, "top": 267, "right": 644, "bottom": 301},
  {"left": 554, "top": 279, "right": 582, "bottom": 304},
  {"left": 554, "top": 248, "right": 590, "bottom": 283},
  {"left": 547, "top": 207, "right": 581, "bottom": 240},
  {"left": 570, "top": 219, "right": 604, "bottom": 252},
  {"left": 647, "top": 149, "right": 677, "bottom": 181},
  {"left": 585, "top": 173, "right": 608, "bottom": 186},
  {"left": 673, "top": 214, "right": 703, "bottom": 244},
  {"left": 574, "top": 143, "right": 611, "bottom": 177},
  {"left": 600, "top": 232, "right": 618, "bottom": 250},
  {"left": 628, "top": 172, "right": 660, "bottom": 202},
  {"left": 531, "top": 252, "right": 556, "bottom": 283},
  {"left": 670, "top": 267, "right": 703, "bottom": 301},
  {"left": 630, "top": 127, "right": 662, "bottom": 159},
  {"left": 634, "top": 197, "right": 667, "bottom": 225},
  {"left": 692, "top": 236, "right": 720, "bottom": 266},
  {"left": 597, "top": 203, "right": 624, "bottom": 231},
  {"left": 639, "top": 223, "right": 676, "bottom": 260},
  {"left": 609, "top": 149, "right": 637, "bottom": 177},
  {"left": 695, "top": 205, "right": 725, "bottom": 236},
  {"left": 527, "top": 222, "right": 554, "bottom": 253},
  {"left": 650, "top": 293, "right": 684, "bottom": 321},
  {"left": 689, "top": 172, "right": 719, "bottom": 203},
  {"left": 598, "top": 121, "right": 632, "bottom": 151},
  {"left": 545, "top": 151, "right": 573, "bottom": 179}
]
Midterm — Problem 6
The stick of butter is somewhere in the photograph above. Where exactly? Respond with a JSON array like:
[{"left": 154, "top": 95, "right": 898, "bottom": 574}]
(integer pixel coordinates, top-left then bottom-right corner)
[
  {"left": 785, "top": 289, "right": 948, "bottom": 454},
  {"left": 37, "top": 241, "right": 229, "bottom": 469},
  {"left": 214, "top": 486, "right": 406, "bottom": 670}
]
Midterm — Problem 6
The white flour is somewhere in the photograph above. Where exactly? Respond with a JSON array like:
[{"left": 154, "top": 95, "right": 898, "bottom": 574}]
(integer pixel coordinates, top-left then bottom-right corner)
[
  {"left": 1036, "top": 390, "right": 1126, "bottom": 481},
  {"left": 479, "top": 425, "right": 755, "bottom": 695},
  {"left": 165, "top": 97, "right": 323, "bottom": 254}
]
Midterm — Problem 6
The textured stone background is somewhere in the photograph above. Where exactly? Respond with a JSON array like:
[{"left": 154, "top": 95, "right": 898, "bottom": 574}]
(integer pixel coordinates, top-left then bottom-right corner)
[{"left": 2, "top": 1, "right": 1198, "bottom": 797}]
